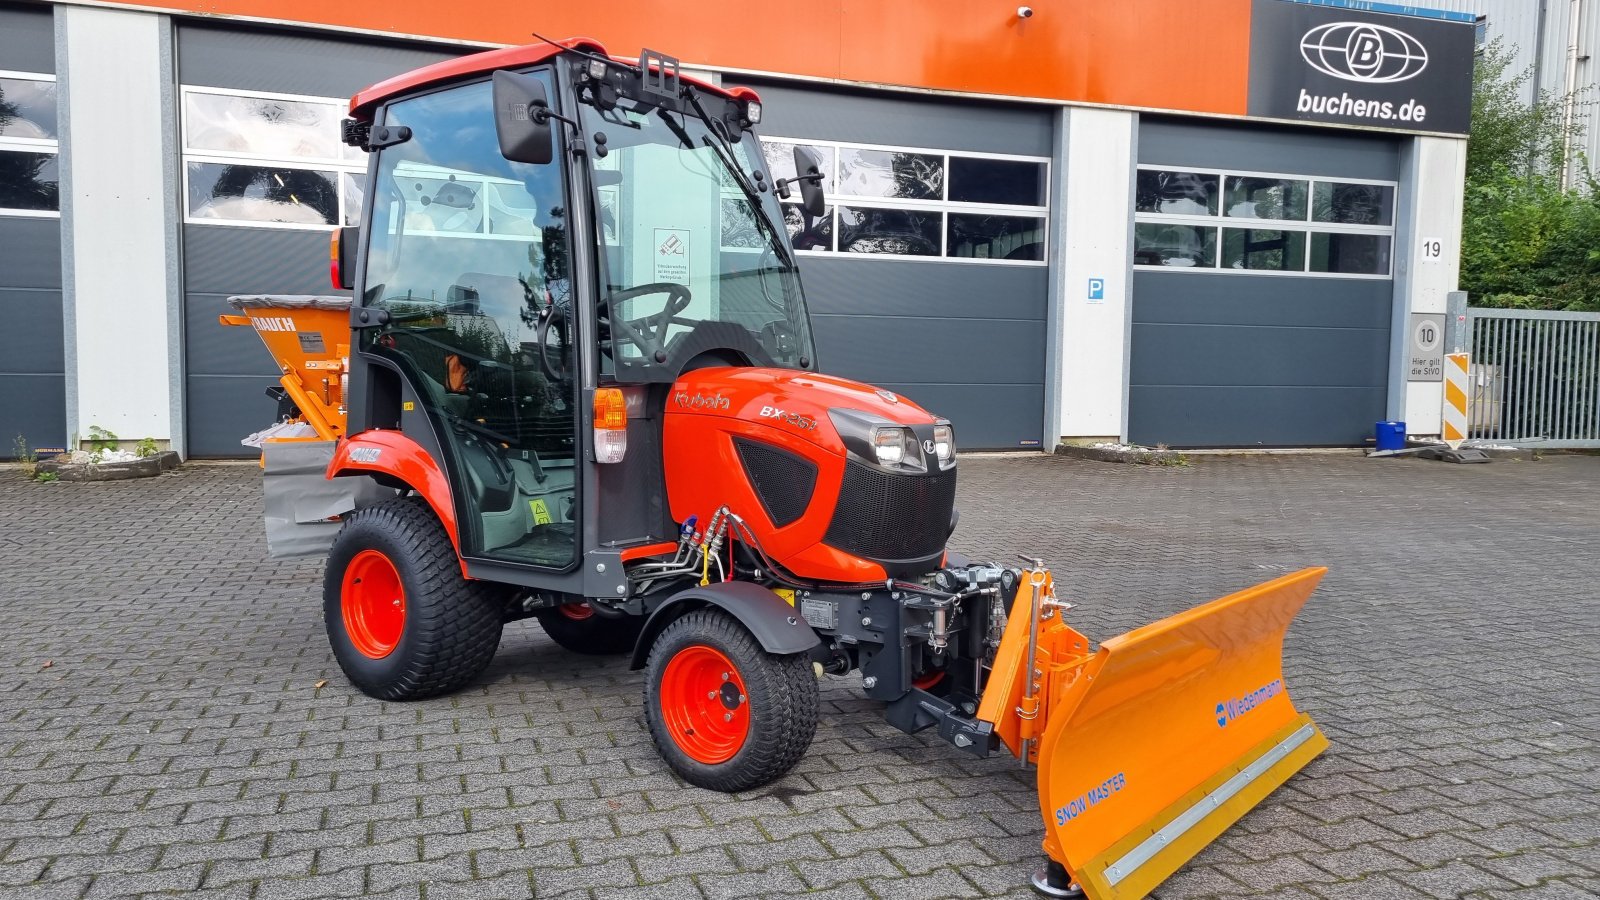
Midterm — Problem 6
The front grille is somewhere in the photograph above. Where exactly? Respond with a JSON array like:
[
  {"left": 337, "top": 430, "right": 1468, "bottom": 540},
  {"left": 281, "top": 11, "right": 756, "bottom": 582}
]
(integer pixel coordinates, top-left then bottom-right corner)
[
  {"left": 824, "top": 460, "right": 956, "bottom": 568},
  {"left": 735, "top": 438, "right": 817, "bottom": 528}
]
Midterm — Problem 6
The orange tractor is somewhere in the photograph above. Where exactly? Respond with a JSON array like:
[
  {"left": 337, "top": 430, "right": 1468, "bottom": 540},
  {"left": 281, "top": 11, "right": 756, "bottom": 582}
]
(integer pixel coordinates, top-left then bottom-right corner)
[{"left": 232, "top": 38, "right": 1329, "bottom": 898}]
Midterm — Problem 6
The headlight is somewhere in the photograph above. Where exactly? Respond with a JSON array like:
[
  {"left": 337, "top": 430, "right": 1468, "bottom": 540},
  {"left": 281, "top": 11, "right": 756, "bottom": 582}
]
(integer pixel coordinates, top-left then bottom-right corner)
[
  {"left": 873, "top": 426, "right": 909, "bottom": 466},
  {"left": 933, "top": 424, "right": 954, "bottom": 464}
]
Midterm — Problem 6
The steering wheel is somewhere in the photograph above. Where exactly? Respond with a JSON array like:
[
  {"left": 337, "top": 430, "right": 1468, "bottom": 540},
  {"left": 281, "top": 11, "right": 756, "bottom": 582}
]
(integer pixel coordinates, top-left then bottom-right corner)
[
  {"left": 534, "top": 303, "right": 570, "bottom": 383},
  {"left": 601, "top": 283, "right": 693, "bottom": 361}
]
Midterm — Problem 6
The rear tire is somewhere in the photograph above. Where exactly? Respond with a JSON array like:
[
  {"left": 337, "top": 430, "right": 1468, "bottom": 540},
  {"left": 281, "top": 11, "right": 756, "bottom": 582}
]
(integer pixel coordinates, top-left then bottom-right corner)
[
  {"left": 535, "top": 603, "right": 643, "bottom": 656},
  {"left": 643, "top": 609, "right": 818, "bottom": 792},
  {"left": 324, "top": 497, "right": 503, "bottom": 700}
]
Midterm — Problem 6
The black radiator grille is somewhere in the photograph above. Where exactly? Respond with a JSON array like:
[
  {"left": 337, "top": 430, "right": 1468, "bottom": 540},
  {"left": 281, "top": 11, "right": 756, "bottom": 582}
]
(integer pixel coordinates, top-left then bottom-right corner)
[
  {"left": 824, "top": 461, "right": 956, "bottom": 565},
  {"left": 735, "top": 438, "right": 817, "bottom": 528}
]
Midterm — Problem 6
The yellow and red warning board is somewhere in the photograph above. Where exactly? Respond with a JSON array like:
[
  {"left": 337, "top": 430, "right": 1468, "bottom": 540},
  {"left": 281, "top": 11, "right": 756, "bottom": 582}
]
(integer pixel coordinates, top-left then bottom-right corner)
[{"left": 1442, "top": 352, "right": 1470, "bottom": 449}]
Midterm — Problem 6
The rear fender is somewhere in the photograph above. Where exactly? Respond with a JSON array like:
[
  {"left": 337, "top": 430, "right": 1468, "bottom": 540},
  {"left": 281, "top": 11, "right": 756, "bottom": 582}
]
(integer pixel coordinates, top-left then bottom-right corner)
[
  {"left": 327, "top": 430, "right": 464, "bottom": 571},
  {"left": 629, "top": 581, "right": 821, "bottom": 670}
]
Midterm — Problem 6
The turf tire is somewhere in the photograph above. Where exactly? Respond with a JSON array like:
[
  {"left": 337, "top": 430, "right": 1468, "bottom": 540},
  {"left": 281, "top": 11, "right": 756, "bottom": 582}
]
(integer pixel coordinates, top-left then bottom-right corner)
[
  {"left": 644, "top": 608, "right": 818, "bottom": 792},
  {"left": 324, "top": 497, "right": 504, "bottom": 700}
]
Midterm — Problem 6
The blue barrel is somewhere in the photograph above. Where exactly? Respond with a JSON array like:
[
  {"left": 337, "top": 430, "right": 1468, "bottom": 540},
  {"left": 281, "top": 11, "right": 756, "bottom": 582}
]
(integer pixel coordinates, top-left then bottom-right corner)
[{"left": 1375, "top": 421, "right": 1406, "bottom": 451}]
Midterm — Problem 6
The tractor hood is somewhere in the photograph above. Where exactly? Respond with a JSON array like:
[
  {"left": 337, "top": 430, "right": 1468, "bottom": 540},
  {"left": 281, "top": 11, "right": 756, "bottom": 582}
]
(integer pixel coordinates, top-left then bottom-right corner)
[{"left": 666, "top": 366, "right": 941, "bottom": 459}]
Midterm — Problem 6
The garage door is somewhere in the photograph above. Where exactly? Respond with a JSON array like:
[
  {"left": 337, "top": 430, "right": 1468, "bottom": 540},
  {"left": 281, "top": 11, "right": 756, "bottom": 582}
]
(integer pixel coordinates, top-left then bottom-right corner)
[
  {"left": 176, "top": 24, "right": 459, "bottom": 457},
  {"left": 0, "top": 4, "right": 65, "bottom": 456},
  {"left": 1129, "top": 118, "right": 1399, "bottom": 447},
  {"left": 734, "top": 81, "right": 1054, "bottom": 450}
]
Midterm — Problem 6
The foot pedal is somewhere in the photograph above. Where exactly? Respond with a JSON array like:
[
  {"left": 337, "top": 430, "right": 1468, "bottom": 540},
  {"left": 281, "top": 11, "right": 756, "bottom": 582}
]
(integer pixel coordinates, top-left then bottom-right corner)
[{"left": 1419, "top": 447, "right": 1492, "bottom": 464}]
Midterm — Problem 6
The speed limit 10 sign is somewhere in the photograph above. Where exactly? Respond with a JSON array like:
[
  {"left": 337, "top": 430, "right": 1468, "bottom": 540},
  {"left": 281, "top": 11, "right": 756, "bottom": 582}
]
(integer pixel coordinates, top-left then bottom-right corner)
[{"left": 1408, "top": 313, "right": 1445, "bottom": 382}]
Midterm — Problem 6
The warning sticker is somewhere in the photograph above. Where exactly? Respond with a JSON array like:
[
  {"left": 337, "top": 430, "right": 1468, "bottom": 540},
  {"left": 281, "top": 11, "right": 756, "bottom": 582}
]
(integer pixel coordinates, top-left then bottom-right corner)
[
  {"left": 653, "top": 228, "right": 690, "bottom": 284},
  {"left": 528, "top": 498, "right": 553, "bottom": 525},
  {"left": 298, "top": 332, "right": 326, "bottom": 354}
]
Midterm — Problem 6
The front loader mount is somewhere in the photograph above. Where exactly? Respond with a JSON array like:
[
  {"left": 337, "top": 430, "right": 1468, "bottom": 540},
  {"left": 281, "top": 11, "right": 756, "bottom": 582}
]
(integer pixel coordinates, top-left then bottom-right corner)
[{"left": 974, "top": 567, "right": 1329, "bottom": 898}]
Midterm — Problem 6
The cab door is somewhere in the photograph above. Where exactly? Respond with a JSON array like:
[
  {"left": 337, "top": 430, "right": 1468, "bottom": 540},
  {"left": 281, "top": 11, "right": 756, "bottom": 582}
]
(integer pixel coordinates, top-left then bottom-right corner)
[{"left": 355, "top": 72, "right": 580, "bottom": 569}]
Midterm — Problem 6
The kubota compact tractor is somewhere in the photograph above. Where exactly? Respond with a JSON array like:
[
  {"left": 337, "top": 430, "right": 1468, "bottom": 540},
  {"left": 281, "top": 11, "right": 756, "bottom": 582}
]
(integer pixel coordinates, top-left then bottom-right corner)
[{"left": 229, "top": 38, "right": 1331, "bottom": 898}]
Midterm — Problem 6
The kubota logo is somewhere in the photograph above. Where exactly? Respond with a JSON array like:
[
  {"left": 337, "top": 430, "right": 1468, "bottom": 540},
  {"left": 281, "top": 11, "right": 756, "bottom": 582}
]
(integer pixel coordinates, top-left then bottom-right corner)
[
  {"left": 1216, "top": 678, "right": 1285, "bottom": 728},
  {"left": 1300, "top": 22, "right": 1428, "bottom": 84}
]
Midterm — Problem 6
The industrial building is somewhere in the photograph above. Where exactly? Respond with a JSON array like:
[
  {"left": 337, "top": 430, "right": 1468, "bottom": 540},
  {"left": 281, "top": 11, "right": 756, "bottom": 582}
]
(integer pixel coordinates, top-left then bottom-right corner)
[{"left": 1, "top": 0, "right": 1479, "bottom": 454}]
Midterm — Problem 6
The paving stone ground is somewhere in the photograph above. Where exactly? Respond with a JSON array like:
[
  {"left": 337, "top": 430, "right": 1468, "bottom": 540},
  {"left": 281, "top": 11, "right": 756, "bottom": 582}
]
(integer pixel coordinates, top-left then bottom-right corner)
[{"left": 1, "top": 452, "right": 1597, "bottom": 900}]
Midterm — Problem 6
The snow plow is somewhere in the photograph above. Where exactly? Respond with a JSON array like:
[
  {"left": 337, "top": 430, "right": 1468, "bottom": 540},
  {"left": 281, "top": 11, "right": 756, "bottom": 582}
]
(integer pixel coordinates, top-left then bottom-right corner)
[{"left": 229, "top": 38, "right": 1329, "bottom": 897}]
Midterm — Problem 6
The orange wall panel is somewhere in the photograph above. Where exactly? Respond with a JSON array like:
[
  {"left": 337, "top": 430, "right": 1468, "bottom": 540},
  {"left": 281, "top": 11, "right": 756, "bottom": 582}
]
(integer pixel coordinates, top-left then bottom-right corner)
[{"left": 95, "top": 0, "right": 1249, "bottom": 113}]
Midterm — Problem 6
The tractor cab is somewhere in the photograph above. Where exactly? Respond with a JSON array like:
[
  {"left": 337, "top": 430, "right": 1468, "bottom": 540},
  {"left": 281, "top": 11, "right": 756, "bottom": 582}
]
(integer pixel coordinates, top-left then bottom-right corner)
[{"left": 338, "top": 41, "right": 826, "bottom": 588}]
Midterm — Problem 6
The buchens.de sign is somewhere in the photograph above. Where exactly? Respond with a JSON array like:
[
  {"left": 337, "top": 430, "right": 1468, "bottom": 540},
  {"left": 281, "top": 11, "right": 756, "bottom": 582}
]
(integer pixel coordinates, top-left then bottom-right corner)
[{"left": 1246, "top": 0, "right": 1475, "bottom": 136}]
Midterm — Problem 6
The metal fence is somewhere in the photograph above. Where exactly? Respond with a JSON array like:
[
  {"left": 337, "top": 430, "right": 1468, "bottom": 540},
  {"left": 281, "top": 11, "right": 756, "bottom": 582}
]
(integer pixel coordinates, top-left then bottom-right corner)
[{"left": 1466, "top": 307, "right": 1600, "bottom": 448}]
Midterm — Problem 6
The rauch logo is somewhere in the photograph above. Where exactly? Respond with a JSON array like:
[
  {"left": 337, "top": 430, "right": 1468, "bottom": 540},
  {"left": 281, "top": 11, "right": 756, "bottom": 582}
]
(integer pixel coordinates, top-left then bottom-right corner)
[
  {"left": 1215, "top": 678, "right": 1285, "bottom": 728},
  {"left": 1300, "top": 22, "right": 1429, "bottom": 84}
]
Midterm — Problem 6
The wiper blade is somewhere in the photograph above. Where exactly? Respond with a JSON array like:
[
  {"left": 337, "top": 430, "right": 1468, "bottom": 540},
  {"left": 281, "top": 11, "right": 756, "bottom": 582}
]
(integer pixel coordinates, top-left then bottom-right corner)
[{"left": 682, "top": 94, "right": 798, "bottom": 266}]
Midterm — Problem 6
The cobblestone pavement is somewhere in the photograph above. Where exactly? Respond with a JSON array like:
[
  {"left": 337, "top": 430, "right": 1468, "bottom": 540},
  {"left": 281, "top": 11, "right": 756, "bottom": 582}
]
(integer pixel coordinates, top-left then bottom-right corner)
[{"left": 1, "top": 453, "right": 1597, "bottom": 900}]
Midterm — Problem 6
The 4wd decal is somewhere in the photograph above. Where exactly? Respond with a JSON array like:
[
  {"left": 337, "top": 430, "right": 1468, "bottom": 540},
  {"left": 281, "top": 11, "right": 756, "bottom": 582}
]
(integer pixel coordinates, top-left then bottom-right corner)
[{"left": 348, "top": 447, "right": 382, "bottom": 463}]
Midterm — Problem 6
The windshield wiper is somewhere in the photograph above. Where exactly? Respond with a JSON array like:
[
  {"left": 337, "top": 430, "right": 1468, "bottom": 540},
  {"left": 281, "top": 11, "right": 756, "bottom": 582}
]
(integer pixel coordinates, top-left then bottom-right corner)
[{"left": 679, "top": 97, "right": 799, "bottom": 270}]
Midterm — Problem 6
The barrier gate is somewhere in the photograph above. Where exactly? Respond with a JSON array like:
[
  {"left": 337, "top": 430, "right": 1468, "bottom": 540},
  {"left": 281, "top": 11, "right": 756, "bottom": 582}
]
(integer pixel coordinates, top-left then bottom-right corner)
[{"left": 1465, "top": 307, "right": 1600, "bottom": 448}]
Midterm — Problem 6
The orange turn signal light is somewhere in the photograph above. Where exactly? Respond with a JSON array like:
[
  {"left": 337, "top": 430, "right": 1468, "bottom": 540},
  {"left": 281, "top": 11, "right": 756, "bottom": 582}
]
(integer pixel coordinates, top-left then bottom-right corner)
[
  {"left": 594, "top": 388, "right": 628, "bottom": 463},
  {"left": 594, "top": 388, "right": 628, "bottom": 430}
]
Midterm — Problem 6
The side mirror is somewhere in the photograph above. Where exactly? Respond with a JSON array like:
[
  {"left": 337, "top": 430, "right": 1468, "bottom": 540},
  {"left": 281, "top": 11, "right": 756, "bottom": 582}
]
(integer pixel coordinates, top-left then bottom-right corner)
[
  {"left": 492, "top": 70, "right": 554, "bottom": 165},
  {"left": 794, "top": 145, "right": 826, "bottom": 218}
]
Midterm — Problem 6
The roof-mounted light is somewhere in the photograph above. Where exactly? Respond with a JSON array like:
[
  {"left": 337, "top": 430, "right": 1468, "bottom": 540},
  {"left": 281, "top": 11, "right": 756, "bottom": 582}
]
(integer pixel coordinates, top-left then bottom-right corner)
[
  {"left": 586, "top": 58, "right": 608, "bottom": 81},
  {"left": 744, "top": 100, "right": 762, "bottom": 125}
]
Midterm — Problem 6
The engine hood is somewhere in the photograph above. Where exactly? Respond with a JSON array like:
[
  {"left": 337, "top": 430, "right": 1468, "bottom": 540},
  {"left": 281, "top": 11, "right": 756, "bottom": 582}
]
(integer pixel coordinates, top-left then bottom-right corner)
[{"left": 666, "top": 366, "right": 937, "bottom": 456}]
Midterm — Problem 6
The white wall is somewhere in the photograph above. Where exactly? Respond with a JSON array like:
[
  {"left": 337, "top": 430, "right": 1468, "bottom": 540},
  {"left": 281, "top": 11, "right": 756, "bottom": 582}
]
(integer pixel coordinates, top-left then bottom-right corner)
[
  {"left": 59, "top": 6, "right": 180, "bottom": 448},
  {"left": 1392, "top": 135, "right": 1469, "bottom": 436},
  {"left": 1046, "top": 107, "right": 1137, "bottom": 445}
]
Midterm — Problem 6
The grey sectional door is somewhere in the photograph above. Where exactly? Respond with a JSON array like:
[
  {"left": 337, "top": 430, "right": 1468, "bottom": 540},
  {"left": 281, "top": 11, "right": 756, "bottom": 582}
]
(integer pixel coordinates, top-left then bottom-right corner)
[
  {"left": 737, "top": 82, "right": 1054, "bottom": 450},
  {"left": 1130, "top": 119, "right": 1400, "bottom": 448},
  {"left": 0, "top": 3, "right": 64, "bottom": 456},
  {"left": 176, "top": 24, "right": 459, "bottom": 456}
]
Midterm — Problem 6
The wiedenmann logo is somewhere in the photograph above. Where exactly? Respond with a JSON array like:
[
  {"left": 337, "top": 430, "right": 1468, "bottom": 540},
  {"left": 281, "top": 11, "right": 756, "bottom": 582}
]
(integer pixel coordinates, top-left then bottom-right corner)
[
  {"left": 1216, "top": 678, "right": 1285, "bottom": 728},
  {"left": 1300, "top": 22, "right": 1429, "bottom": 84}
]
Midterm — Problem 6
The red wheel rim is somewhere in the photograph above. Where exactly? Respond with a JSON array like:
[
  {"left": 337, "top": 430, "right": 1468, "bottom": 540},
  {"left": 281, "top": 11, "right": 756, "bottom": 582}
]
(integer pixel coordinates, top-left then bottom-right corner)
[
  {"left": 341, "top": 549, "right": 406, "bottom": 659},
  {"left": 558, "top": 603, "right": 595, "bottom": 621},
  {"left": 658, "top": 645, "right": 750, "bottom": 765}
]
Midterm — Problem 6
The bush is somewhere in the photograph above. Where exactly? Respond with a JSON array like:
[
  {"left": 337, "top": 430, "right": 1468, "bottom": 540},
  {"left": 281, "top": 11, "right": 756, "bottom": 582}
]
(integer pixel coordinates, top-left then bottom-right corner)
[{"left": 1462, "top": 41, "right": 1598, "bottom": 312}]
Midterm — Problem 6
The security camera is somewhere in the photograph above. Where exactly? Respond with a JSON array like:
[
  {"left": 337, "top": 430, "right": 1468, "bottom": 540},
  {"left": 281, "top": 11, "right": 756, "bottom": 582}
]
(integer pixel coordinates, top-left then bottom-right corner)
[{"left": 1017, "top": 5, "right": 1034, "bottom": 17}]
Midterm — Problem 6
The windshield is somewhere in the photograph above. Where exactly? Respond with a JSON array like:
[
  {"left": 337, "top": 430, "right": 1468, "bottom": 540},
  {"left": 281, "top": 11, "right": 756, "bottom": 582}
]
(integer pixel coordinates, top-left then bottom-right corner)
[{"left": 578, "top": 98, "right": 815, "bottom": 380}]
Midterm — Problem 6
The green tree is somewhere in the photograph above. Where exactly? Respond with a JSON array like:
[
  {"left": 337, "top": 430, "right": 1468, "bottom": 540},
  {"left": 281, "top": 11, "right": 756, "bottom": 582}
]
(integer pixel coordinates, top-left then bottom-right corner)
[{"left": 1461, "top": 40, "right": 1600, "bottom": 312}]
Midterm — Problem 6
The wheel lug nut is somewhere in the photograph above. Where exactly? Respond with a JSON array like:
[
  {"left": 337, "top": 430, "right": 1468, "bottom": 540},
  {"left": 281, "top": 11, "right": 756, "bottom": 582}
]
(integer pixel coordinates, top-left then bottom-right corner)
[
  {"left": 721, "top": 672, "right": 729, "bottom": 680},
  {"left": 738, "top": 694, "right": 746, "bottom": 704},
  {"left": 392, "top": 599, "right": 401, "bottom": 607},
  {"left": 707, "top": 691, "right": 717, "bottom": 699},
  {"left": 723, "top": 712, "right": 732, "bottom": 722}
]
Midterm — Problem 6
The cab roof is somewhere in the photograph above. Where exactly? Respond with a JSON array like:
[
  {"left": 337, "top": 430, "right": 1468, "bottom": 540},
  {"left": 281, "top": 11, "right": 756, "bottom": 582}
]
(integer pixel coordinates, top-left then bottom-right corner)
[{"left": 348, "top": 37, "right": 754, "bottom": 118}]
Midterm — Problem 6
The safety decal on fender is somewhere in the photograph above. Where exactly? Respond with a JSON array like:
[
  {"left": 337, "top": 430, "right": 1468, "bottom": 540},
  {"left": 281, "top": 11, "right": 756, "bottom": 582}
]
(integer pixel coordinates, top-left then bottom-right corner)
[
  {"left": 1055, "top": 771, "right": 1128, "bottom": 825},
  {"left": 1216, "top": 679, "right": 1286, "bottom": 728}
]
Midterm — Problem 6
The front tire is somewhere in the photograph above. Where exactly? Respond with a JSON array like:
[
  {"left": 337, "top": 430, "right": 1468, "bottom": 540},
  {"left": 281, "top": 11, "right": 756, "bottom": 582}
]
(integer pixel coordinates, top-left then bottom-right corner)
[
  {"left": 643, "top": 609, "right": 819, "bottom": 792},
  {"left": 324, "top": 497, "right": 503, "bottom": 700},
  {"left": 535, "top": 603, "right": 643, "bottom": 655}
]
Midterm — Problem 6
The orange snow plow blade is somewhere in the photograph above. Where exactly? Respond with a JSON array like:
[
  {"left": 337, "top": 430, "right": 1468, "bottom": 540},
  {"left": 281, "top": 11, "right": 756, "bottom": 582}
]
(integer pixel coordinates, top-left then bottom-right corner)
[{"left": 977, "top": 567, "right": 1328, "bottom": 899}]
